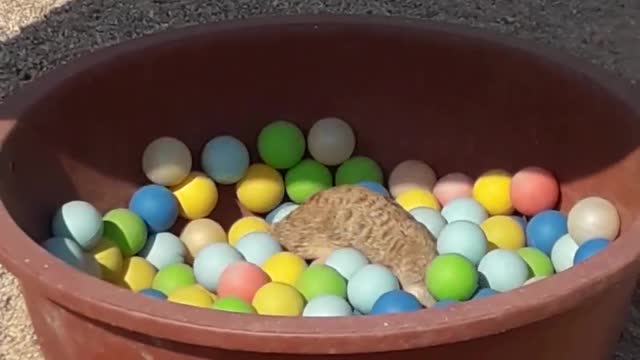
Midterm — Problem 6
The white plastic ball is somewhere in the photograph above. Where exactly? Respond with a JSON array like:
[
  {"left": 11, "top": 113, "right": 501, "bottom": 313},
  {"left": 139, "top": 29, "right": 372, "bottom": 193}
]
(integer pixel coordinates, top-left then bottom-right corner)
[
  {"left": 234, "top": 231, "right": 283, "bottom": 266},
  {"left": 347, "top": 264, "right": 400, "bottom": 314},
  {"left": 193, "top": 242, "right": 244, "bottom": 291},
  {"left": 437, "top": 220, "right": 488, "bottom": 265},
  {"left": 142, "top": 136, "right": 192, "bottom": 186},
  {"left": 567, "top": 196, "right": 620, "bottom": 244},
  {"left": 265, "top": 202, "right": 299, "bottom": 224},
  {"left": 307, "top": 117, "right": 356, "bottom": 166},
  {"left": 201, "top": 135, "right": 250, "bottom": 184},
  {"left": 324, "top": 247, "right": 370, "bottom": 280},
  {"left": 51, "top": 200, "right": 103, "bottom": 251},
  {"left": 550, "top": 233, "right": 579, "bottom": 272},
  {"left": 409, "top": 207, "right": 448, "bottom": 238},
  {"left": 478, "top": 249, "right": 528, "bottom": 292},
  {"left": 303, "top": 295, "right": 353, "bottom": 317},
  {"left": 440, "top": 197, "right": 488, "bottom": 225},
  {"left": 138, "top": 232, "right": 186, "bottom": 270}
]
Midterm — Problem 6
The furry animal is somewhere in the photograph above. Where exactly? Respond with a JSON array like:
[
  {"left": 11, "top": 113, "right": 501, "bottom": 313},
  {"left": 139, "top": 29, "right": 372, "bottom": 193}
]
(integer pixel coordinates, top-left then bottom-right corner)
[{"left": 270, "top": 185, "right": 438, "bottom": 307}]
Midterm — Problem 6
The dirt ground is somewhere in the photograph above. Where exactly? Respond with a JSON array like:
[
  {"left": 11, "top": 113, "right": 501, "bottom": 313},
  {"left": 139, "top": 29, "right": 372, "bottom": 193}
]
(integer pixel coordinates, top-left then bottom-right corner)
[{"left": 0, "top": 1, "right": 639, "bottom": 359}]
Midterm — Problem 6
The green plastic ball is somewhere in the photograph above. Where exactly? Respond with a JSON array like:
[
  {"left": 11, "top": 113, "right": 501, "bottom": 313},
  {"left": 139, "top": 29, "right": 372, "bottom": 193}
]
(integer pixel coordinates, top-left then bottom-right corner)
[
  {"left": 151, "top": 263, "right": 196, "bottom": 295},
  {"left": 425, "top": 253, "right": 478, "bottom": 301},
  {"left": 257, "top": 120, "right": 306, "bottom": 169},
  {"left": 335, "top": 156, "right": 383, "bottom": 185},
  {"left": 212, "top": 296, "right": 256, "bottom": 313},
  {"left": 517, "top": 247, "right": 555, "bottom": 278},
  {"left": 285, "top": 159, "right": 333, "bottom": 203},
  {"left": 295, "top": 264, "right": 347, "bottom": 301},
  {"left": 103, "top": 208, "right": 147, "bottom": 257}
]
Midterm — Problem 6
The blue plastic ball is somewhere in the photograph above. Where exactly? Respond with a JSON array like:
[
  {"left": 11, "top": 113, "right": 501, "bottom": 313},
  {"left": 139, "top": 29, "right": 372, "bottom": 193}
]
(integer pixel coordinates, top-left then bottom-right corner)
[
  {"left": 234, "top": 231, "right": 283, "bottom": 266},
  {"left": 511, "top": 215, "right": 528, "bottom": 231},
  {"left": 573, "top": 238, "right": 610, "bottom": 265},
  {"left": 201, "top": 135, "right": 250, "bottom": 184},
  {"left": 369, "top": 290, "right": 423, "bottom": 314},
  {"left": 472, "top": 287, "right": 498, "bottom": 300},
  {"left": 436, "top": 220, "right": 487, "bottom": 265},
  {"left": 129, "top": 184, "right": 178, "bottom": 233},
  {"left": 325, "top": 247, "right": 370, "bottom": 280},
  {"left": 356, "top": 181, "right": 390, "bottom": 197},
  {"left": 410, "top": 207, "right": 448, "bottom": 238},
  {"left": 193, "top": 242, "right": 244, "bottom": 291},
  {"left": 526, "top": 210, "right": 568, "bottom": 255},
  {"left": 51, "top": 200, "right": 103, "bottom": 251},
  {"left": 433, "top": 300, "right": 459, "bottom": 308},
  {"left": 441, "top": 197, "right": 488, "bottom": 225},
  {"left": 139, "top": 288, "right": 167, "bottom": 299},
  {"left": 302, "top": 294, "right": 353, "bottom": 317},
  {"left": 347, "top": 264, "right": 400, "bottom": 314},
  {"left": 478, "top": 249, "right": 529, "bottom": 292},
  {"left": 138, "top": 232, "right": 186, "bottom": 270},
  {"left": 265, "top": 202, "right": 299, "bottom": 224}
]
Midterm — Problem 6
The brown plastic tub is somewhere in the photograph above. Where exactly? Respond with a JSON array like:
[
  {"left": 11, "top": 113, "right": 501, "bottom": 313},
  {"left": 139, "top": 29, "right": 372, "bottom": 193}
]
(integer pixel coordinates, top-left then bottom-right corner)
[{"left": 1, "top": 14, "right": 640, "bottom": 360}]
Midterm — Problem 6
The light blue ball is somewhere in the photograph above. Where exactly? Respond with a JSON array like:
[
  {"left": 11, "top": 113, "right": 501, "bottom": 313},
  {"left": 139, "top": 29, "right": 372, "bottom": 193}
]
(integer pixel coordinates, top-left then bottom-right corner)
[
  {"left": 573, "top": 238, "right": 610, "bottom": 265},
  {"left": 302, "top": 294, "right": 353, "bottom": 317},
  {"left": 51, "top": 200, "right": 103, "bottom": 251},
  {"left": 265, "top": 202, "right": 299, "bottom": 224},
  {"left": 551, "top": 233, "right": 579, "bottom": 272},
  {"left": 440, "top": 197, "right": 488, "bottom": 225},
  {"left": 478, "top": 249, "right": 529, "bottom": 292},
  {"left": 410, "top": 207, "right": 448, "bottom": 238},
  {"left": 234, "top": 231, "right": 282, "bottom": 266},
  {"left": 128, "top": 184, "right": 179, "bottom": 233},
  {"left": 139, "top": 288, "right": 167, "bottom": 300},
  {"left": 42, "top": 236, "right": 101, "bottom": 277},
  {"left": 324, "top": 247, "right": 370, "bottom": 280},
  {"left": 436, "top": 220, "right": 487, "bottom": 265},
  {"left": 201, "top": 135, "right": 250, "bottom": 184},
  {"left": 347, "top": 264, "right": 400, "bottom": 314},
  {"left": 356, "top": 181, "right": 390, "bottom": 197},
  {"left": 193, "top": 242, "right": 244, "bottom": 291},
  {"left": 138, "top": 232, "right": 186, "bottom": 270}
]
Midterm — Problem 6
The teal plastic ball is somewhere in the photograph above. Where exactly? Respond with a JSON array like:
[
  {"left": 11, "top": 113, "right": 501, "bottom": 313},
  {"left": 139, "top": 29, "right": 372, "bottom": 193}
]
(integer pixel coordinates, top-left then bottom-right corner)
[
  {"left": 440, "top": 197, "right": 488, "bottom": 225},
  {"left": 42, "top": 236, "right": 101, "bottom": 277},
  {"left": 302, "top": 294, "right": 353, "bottom": 317},
  {"left": 347, "top": 264, "right": 400, "bottom": 314},
  {"left": 551, "top": 233, "right": 579, "bottom": 272},
  {"left": 324, "top": 247, "right": 370, "bottom": 280},
  {"left": 138, "top": 232, "right": 187, "bottom": 270},
  {"left": 478, "top": 249, "right": 529, "bottom": 292},
  {"left": 234, "top": 231, "right": 283, "bottom": 266},
  {"left": 201, "top": 135, "right": 250, "bottom": 184},
  {"left": 436, "top": 220, "right": 488, "bottom": 265},
  {"left": 193, "top": 242, "right": 244, "bottom": 291},
  {"left": 410, "top": 207, "right": 448, "bottom": 238},
  {"left": 265, "top": 202, "right": 299, "bottom": 224},
  {"left": 51, "top": 200, "right": 103, "bottom": 251}
]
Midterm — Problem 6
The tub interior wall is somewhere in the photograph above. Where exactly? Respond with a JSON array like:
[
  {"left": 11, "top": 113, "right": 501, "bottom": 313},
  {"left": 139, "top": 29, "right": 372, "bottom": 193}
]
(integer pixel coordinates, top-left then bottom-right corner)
[{"left": 1, "top": 24, "right": 639, "bottom": 245}]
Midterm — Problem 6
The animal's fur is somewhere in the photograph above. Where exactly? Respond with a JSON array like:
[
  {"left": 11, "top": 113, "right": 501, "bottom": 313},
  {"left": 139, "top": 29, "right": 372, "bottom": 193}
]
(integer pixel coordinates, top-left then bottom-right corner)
[{"left": 270, "top": 185, "right": 437, "bottom": 307}]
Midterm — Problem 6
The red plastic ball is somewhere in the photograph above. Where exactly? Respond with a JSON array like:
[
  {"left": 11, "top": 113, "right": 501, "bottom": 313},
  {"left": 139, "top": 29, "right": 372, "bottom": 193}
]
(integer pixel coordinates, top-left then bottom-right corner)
[
  {"left": 510, "top": 166, "right": 560, "bottom": 216},
  {"left": 217, "top": 261, "right": 271, "bottom": 303}
]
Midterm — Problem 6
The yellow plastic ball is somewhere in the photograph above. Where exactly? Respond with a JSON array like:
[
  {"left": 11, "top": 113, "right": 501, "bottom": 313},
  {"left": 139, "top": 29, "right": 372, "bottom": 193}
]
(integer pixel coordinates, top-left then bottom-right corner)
[
  {"left": 395, "top": 189, "right": 441, "bottom": 211},
  {"left": 480, "top": 215, "right": 525, "bottom": 250},
  {"left": 236, "top": 164, "right": 284, "bottom": 213},
  {"left": 172, "top": 171, "right": 219, "bottom": 220},
  {"left": 167, "top": 284, "right": 215, "bottom": 308},
  {"left": 91, "top": 237, "right": 123, "bottom": 283},
  {"left": 118, "top": 257, "right": 157, "bottom": 292},
  {"left": 252, "top": 282, "right": 305, "bottom": 316},
  {"left": 262, "top": 252, "right": 308, "bottom": 286},
  {"left": 228, "top": 216, "right": 271, "bottom": 246},
  {"left": 472, "top": 169, "right": 513, "bottom": 215}
]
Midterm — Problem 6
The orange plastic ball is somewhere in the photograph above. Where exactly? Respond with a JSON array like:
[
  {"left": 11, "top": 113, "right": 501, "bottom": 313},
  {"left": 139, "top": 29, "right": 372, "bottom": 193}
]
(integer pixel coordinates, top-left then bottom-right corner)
[
  {"left": 432, "top": 172, "right": 474, "bottom": 206},
  {"left": 216, "top": 261, "right": 271, "bottom": 303},
  {"left": 510, "top": 166, "right": 560, "bottom": 216}
]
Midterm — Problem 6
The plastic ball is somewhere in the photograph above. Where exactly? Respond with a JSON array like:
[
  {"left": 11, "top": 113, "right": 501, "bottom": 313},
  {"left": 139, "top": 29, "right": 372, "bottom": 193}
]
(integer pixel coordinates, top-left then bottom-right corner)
[
  {"left": 335, "top": 156, "right": 383, "bottom": 185},
  {"left": 152, "top": 263, "right": 196, "bottom": 295},
  {"left": 257, "top": 120, "right": 306, "bottom": 169},
  {"left": 216, "top": 261, "right": 271, "bottom": 303},
  {"left": 234, "top": 232, "right": 282, "bottom": 266},
  {"left": 432, "top": 300, "right": 459, "bottom": 308},
  {"left": 138, "top": 232, "right": 186, "bottom": 270},
  {"left": 51, "top": 200, "right": 103, "bottom": 251},
  {"left": 119, "top": 256, "right": 157, "bottom": 292},
  {"left": 550, "top": 234, "right": 579, "bottom": 272},
  {"left": 432, "top": 172, "right": 474, "bottom": 205},
  {"left": 265, "top": 202, "right": 299, "bottom": 225},
  {"left": 356, "top": 181, "right": 390, "bottom": 197},
  {"left": 228, "top": 216, "right": 270, "bottom": 246},
  {"left": 517, "top": 247, "right": 554, "bottom": 278},
  {"left": 436, "top": 220, "right": 488, "bottom": 265},
  {"left": 171, "top": 171, "right": 218, "bottom": 220},
  {"left": 472, "top": 169, "right": 513, "bottom": 215},
  {"left": 523, "top": 276, "right": 548, "bottom": 286},
  {"left": 472, "top": 287, "right": 498, "bottom": 300},
  {"left": 142, "top": 136, "right": 192, "bottom": 186},
  {"left": 139, "top": 288, "right": 167, "bottom": 300},
  {"left": 525, "top": 210, "right": 567, "bottom": 255},
  {"left": 201, "top": 135, "right": 250, "bottom": 184},
  {"left": 511, "top": 215, "right": 528, "bottom": 231},
  {"left": 179, "top": 218, "right": 227, "bottom": 262},
  {"left": 440, "top": 197, "right": 488, "bottom": 225},
  {"left": 193, "top": 242, "right": 244, "bottom": 291},
  {"left": 477, "top": 249, "right": 528, "bottom": 292},
  {"left": 348, "top": 264, "right": 400, "bottom": 314},
  {"left": 252, "top": 282, "right": 305, "bottom": 316},
  {"left": 235, "top": 163, "right": 285, "bottom": 213},
  {"left": 285, "top": 159, "right": 333, "bottom": 203},
  {"left": 168, "top": 284, "right": 214, "bottom": 308},
  {"left": 128, "top": 184, "right": 179, "bottom": 232},
  {"left": 510, "top": 166, "right": 560, "bottom": 216},
  {"left": 212, "top": 296, "right": 257, "bottom": 314},
  {"left": 480, "top": 215, "right": 525, "bottom": 250},
  {"left": 324, "top": 247, "right": 370, "bottom": 280},
  {"left": 262, "top": 252, "right": 308, "bottom": 286},
  {"left": 42, "top": 236, "right": 101, "bottom": 277},
  {"left": 103, "top": 208, "right": 148, "bottom": 257},
  {"left": 303, "top": 294, "right": 353, "bottom": 317},
  {"left": 369, "top": 290, "right": 423, "bottom": 315},
  {"left": 388, "top": 160, "right": 437, "bottom": 198},
  {"left": 295, "top": 264, "right": 347, "bottom": 302},
  {"left": 307, "top": 117, "right": 356, "bottom": 166},
  {"left": 567, "top": 196, "right": 620, "bottom": 244},
  {"left": 574, "top": 238, "right": 610, "bottom": 264},
  {"left": 425, "top": 253, "right": 478, "bottom": 301},
  {"left": 395, "top": 189, "right": 441, "bottom": 212},
  {"left": 409, "top": 207, "right": 448, "bottom": 238},
  {"left": 91, "top": 237, "right": 123, "bottom": 283}
]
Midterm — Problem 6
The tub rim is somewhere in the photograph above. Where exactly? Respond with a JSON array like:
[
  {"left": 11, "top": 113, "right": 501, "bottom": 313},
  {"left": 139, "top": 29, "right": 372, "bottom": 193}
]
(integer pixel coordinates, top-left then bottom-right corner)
[{"left": 0, "top": 13, "right": 640, "bottom": 354}]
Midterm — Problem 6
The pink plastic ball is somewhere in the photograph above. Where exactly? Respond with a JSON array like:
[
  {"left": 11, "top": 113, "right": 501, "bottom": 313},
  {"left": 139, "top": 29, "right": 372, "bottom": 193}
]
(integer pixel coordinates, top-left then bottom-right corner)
[
  {"left": 510, "top": 166, "right": 560, "bottom": 216},
  {"left": 217, "top": 261, "right": 271, "bottom": 303},
  {"left": 432, "top": 172, "right": 473, "bottom": 206}
]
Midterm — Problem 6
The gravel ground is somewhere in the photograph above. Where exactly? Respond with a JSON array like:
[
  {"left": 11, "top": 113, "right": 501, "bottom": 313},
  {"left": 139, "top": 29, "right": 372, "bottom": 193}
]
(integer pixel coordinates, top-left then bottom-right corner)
[{"left": 0, "top": 1, "right": 639, "bottom": 359}]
